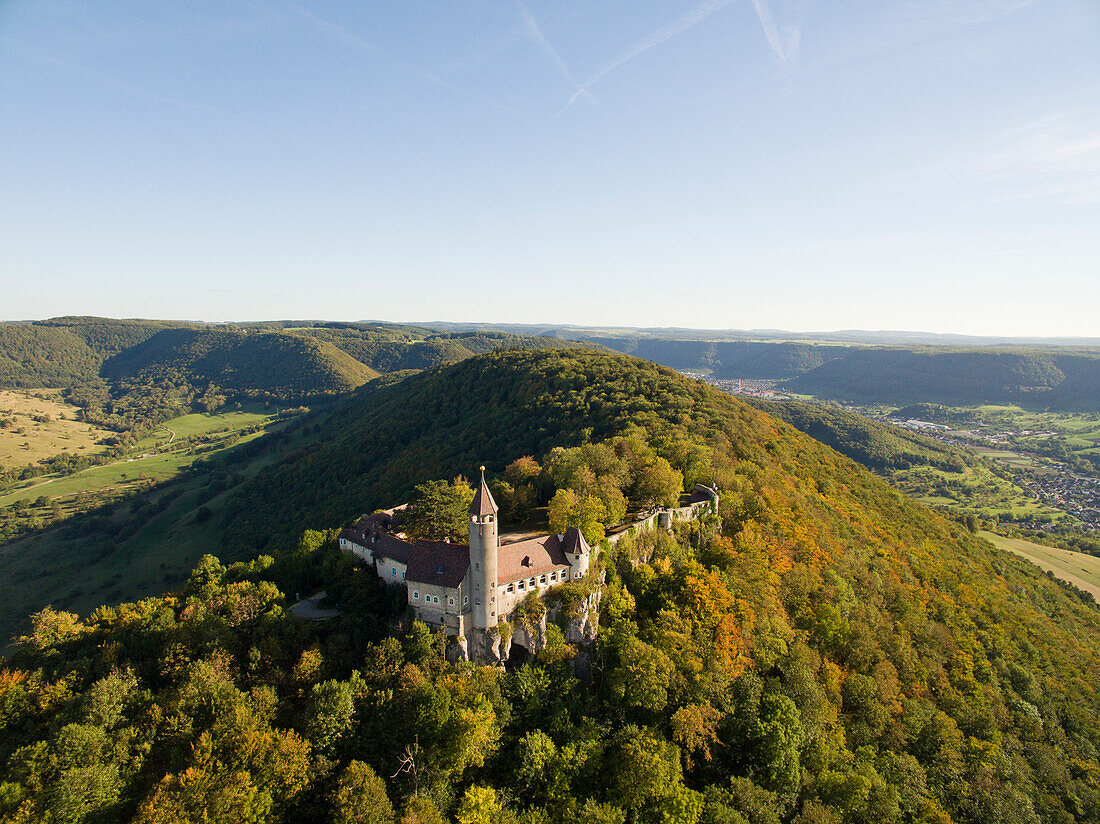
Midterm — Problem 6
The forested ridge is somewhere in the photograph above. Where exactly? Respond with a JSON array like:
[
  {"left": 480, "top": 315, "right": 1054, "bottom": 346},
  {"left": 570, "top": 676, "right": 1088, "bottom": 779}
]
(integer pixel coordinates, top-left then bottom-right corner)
[
  {"left": 2, "top": 349, "right": 1100, "bottom": 824},
  {"left": 585, "top": 337, "right": 1100, "bottom": 411},
  {"left": 742, "top": 400, "right": 971, "bottom": 473}
]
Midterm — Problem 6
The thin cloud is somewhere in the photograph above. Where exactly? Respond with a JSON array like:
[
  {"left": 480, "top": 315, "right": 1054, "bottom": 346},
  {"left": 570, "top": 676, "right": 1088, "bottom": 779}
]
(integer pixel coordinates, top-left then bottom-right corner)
[
  {"left": 975, "top": 109, "right": 1100, "bottom": 204},
  {"left": 514, "top": 0, "right": 595, "bottom": 106},
  {"left": 558, "top": 0, "right": 738, "bottom": 116},
  {"left": 279, "top": 1, "right": 530, "bottom": 119},
  {"left": 5, "top": 38, "right": 211, "bottom": 112}
]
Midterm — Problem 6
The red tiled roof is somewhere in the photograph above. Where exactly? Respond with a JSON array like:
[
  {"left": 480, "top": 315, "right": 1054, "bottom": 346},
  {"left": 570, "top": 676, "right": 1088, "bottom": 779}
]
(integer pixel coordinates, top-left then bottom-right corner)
[
  {"left": 406, "top": 541, "right": 470, "bottom": 588},
  {"left": 498, "top": 533, "right": 572, "bottom": 584}
]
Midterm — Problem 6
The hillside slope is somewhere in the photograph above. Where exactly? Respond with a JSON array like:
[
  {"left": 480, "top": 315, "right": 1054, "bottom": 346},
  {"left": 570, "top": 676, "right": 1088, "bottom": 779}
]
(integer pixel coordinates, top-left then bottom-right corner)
[
  {"left": 0, "top": 325, "right": 100, "bottom": 388},
  {"left": 3, "top": 348, "right": 1099, "bottom": 824},
  {"left": 788, "top": 347, "right": 1100, "bottom": 409},
  {"left": 584, "top": 337, "right": 1100, "bottom": 410},
  {"left": 586, "top": 338, "right": 848, "bottom": 378},
  {"left": 743, "top": 398, "right": 971, "bottom": 472}
]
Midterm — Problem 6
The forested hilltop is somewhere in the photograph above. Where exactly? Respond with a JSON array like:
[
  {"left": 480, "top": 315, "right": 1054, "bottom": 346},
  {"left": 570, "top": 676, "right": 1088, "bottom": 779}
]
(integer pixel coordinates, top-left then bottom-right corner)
[{"left": 3, "top": 349, "right": 1100, "bottom": 824}]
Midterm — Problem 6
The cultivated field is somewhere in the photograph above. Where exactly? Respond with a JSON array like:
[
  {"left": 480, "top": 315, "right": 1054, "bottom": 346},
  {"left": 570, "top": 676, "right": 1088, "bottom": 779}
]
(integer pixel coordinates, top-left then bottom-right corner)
[
  {"left": 0, "top": 388, "right": 112, "bottom": 467},
  {"left": 982, "top": 530, "right": 1100, "bottom": 601}
]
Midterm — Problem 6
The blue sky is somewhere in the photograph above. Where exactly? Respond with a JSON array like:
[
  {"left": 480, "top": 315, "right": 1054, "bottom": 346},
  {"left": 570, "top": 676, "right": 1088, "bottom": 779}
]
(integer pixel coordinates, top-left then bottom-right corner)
[{"left": 1, "top": 0, "right": 1097, "bottom": 334}]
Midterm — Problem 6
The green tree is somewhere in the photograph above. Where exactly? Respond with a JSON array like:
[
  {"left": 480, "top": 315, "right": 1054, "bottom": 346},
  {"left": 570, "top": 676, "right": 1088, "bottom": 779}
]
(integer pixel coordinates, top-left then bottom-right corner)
[
  {"left": 403, "top": 479, "right": 475, "bottom": 541},
  {"left": 332, "top": 761, "right": 395, "bottom": 824},
  {"left": 632, "top": 456, "right": 683, "bottom": 508}
]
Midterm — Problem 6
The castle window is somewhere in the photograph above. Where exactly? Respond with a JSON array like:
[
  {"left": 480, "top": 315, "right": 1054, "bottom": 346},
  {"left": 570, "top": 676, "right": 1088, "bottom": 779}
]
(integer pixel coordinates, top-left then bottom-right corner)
[
  {"left": 475, "top": 563, "right": 479, "bottom": 570},
  {"left": 433, "top": 596, "right": 439, "bottom": 604},
  {"left": 506, "top": 584, "right": 514, "bottom": 593},
  {"left": 402, "top": 571, "right": 406, "bottom": 580},
  {"left": 413, "top": 592, "right": 419, "bottom": 599},
  {"left": 448, "top": 597, "right": 454, "bottom": 606},
  {"left": 539, "top": 575, "right": 546, "bottom": 584},
  {"left": 464, "top": 595, "right": 469, "bottom": 605},
  {"left": 391, "top": 568, "right": 396, "bottom": 576},
  {"left": 518, "top": 581, "right": 525, "bottom": 591},
  {"left": 475, "top": 597, "right": 481, "bottom": 605},
  {"left": 529, "top": 578, "right": 536, "bottom": 588}
]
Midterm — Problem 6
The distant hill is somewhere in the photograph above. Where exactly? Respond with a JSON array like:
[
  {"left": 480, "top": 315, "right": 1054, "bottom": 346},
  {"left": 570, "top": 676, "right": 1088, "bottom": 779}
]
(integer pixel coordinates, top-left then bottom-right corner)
[
  {"left": 549, "top": 335, "right": 1100, "bottom": 411},
  {"left": 0, "top": 325, "right": 101, "bottom": 388},
  {"left": 418, "top": 320, "right": 1100, "bottom": 347},
  {"left": 584, "top": 339, "right": 849, "bottom": 378},
  {"left": 101, "top": 327, "right": 380, "bottom": 400},
  {"left": 300, "top": 327, "right": 588, "bottom": 373},
  {"left": 788, "top": 347, "right": 1100, "bottom": 410}
]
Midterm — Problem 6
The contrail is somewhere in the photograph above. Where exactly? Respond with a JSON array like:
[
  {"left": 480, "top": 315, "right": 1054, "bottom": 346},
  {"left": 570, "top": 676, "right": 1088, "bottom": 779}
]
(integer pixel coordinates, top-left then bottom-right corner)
[
  {"left": 558, "top": 0, "right": 737, "bottom": 116},
  {"left": 514, "top": 0, "right": 595, "bottom": 105},
  {"left": 750, "top": 0, "right": 789, "bottom": 65}
]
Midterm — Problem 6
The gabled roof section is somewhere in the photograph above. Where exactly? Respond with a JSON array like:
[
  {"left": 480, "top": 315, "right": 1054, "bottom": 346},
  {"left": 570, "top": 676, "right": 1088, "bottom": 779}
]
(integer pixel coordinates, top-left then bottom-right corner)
[
  {"left": 406, "top": 541, "right": 470, "bottom": 588},
  {"left": 469, "top": 466, "right": 498, "bottom": 518}
]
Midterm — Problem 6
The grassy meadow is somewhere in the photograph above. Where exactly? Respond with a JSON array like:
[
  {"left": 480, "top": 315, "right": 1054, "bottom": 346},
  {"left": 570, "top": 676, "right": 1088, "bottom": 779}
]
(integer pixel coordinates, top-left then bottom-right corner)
[
  {"left": 0, "top": 388, "right": 112, "bottom": 467},
  {"left": 982, "top": 530, "right": 1100, "bottom": 601},
  {"left": 0, "top": 407, "right": 278, "bottom": 507}
]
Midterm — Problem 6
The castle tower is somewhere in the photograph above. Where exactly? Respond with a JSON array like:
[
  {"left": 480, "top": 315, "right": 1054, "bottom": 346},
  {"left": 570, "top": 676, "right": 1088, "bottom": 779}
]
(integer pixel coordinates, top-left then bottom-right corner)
[{"left": 468, "top": 466, "right": 499, "bottom": 630}]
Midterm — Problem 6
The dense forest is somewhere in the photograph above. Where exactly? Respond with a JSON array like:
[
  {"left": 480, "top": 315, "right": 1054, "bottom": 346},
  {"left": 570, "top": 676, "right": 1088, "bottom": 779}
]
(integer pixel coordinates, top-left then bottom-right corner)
[
  {"left": 787, "top": 348, "right": 1100, "bottom": 410},
  {"left": 583, "top": 339, "right": 849, "bottom": 379},
  {"left": 2, "top": 349, "right": 1099, "bottom": 824}
]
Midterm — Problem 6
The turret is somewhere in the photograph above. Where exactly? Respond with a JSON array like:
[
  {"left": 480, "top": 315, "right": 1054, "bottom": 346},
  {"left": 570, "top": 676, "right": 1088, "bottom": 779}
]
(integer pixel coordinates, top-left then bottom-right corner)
[{"left": 468, "top": 466, "right": 499, "bottom": 630}]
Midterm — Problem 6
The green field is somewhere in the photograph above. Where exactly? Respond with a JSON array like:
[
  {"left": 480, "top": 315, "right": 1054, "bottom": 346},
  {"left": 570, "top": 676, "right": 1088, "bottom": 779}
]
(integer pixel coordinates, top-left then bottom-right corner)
[
  {"left": 893, "top": 463, "right": 1062, "bottom": 520},
  {"left": 981, "top": 531, "right": 1100, "bottom": 601},
  {"left": 132, "top": 406, "right": 275, "bottom": 450},
  {"left": 1, "top": 407, "right": 279, "bottom": 507}
]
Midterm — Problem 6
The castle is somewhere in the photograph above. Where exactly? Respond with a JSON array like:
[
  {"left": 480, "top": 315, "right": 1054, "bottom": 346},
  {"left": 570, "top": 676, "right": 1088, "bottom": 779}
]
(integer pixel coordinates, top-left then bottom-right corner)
[
  {"left": 339, "top": 469, "right": 594, "bottom": 639},
  {"left": 339, "top": 468, "right": 719, "bottom": 660}
]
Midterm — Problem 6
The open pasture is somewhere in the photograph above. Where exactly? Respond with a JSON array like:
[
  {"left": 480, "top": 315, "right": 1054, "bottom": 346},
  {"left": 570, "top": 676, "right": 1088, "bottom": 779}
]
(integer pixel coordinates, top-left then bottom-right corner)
[
  {"left": 0, "top": 388, "right": 112, "bottom": 467},
  {"left": 132, "top": 405, "right": 277, "bottom": 450}
]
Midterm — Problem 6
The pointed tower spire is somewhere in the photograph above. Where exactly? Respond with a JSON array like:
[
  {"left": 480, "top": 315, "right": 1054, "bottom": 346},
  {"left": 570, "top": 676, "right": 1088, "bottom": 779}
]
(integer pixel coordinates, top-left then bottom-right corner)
[{"left": 469, "top": 465, "right": 498, "bottom": 517}]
